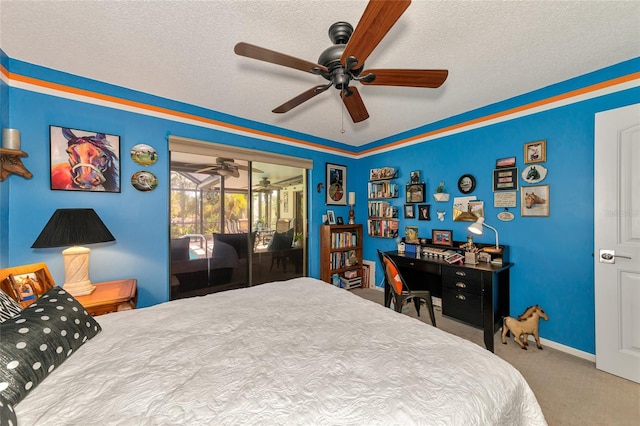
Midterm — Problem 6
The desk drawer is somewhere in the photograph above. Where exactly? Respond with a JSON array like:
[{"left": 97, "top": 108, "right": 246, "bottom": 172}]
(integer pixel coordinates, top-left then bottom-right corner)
[
  {"left": 442, "top": 266, "right": 482, "bottom": 282},
  {"left": 443, "top": 269, "right": 482, "bottom": 295},
  {"left": 391, "top": 256, "right": 441, "bottom": 275},
  {"left": 443, "top": 289, "right": 482, "bottom": 327}
]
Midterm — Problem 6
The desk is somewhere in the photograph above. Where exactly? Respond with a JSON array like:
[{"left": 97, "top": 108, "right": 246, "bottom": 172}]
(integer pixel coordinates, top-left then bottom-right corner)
[{"left": 386, "top": 251, "right": 513, "bottom": 352}]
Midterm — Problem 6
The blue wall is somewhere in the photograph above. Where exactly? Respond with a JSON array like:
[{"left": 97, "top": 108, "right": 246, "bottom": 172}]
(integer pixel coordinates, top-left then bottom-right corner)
[
  {"left": 1, "top": 50, "right": 11, "bottom": 267},
  {"left": 3, "top": 58, "right": 356, "bottom": 309},
  {"left": 2, "top": 51, "right": 639, "bottom": 354}
]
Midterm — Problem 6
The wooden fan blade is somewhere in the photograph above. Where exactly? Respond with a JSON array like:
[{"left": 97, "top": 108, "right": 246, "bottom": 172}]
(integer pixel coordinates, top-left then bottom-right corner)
[
  {"left": 235, "top": 42, "right": 328, "bottom": 74},
  {"left": 360, "top": 69, "right": 448, "bottom": 87},
  {"left": 342, "top": 87, "right": 369, "bottom": 123},
  {"left": 341, "top": 0, "right": 411, "bottom": 69},
  {"left": 195, "top": 166, "right": 218, "bottom": 173},
  {"left": 273, "top": 85, "right": 327, "bottom": 113}
]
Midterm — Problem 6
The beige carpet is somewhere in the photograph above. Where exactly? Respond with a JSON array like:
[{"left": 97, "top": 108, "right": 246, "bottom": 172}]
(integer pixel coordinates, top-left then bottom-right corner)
[{"left": 351, "top": 288, "right": 640, "bottom": 426}]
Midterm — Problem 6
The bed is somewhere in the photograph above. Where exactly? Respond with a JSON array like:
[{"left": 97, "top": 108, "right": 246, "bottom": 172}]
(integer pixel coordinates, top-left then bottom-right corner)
[{"left": 1, "top": 277, "right": 546, "bottom": 425}]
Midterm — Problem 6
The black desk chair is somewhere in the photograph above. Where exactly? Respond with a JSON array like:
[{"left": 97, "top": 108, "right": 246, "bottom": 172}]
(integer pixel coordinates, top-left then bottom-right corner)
[{"left": 378, "top": 250, "right": 436, "bottom": 327}]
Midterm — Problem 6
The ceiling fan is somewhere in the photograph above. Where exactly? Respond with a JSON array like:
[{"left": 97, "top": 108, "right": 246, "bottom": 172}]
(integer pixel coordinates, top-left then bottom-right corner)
[
  {"left": 234, "top": 0, "right": 448, "bottom": 123},
  {"left": 254, "top": 177, "right": 283, "bottom": 191},
  {"left": 195, "top": 158, "right": 262, "bottom": 177}
]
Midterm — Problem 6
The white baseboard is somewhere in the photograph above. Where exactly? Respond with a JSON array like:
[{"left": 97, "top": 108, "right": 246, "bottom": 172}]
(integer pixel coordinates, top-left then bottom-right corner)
[{"left": 531, "top": 336, "right": 595, "bottom": 362}]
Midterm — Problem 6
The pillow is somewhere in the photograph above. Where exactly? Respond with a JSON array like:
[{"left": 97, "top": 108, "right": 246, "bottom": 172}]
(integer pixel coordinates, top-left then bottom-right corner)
[
  {"left": 0, "top": 394, "right": 17, "bottom": 426},
  {"left": 0, "top": 287, "right": 102, "bottom": 406},
  {"left": 383, "top": 257, "right": 403, "bottom": 295},
  {"left": 0, "top": 290, "right": 22, "bottom": 324},
  {"left": 267, "top": 228, "right": 294, "bottom": 251}
]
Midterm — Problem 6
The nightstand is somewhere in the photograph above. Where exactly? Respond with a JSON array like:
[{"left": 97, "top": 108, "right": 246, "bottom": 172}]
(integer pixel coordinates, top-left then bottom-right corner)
[{"left": 75, "top": 279, "right": 137, "bottom": 316}]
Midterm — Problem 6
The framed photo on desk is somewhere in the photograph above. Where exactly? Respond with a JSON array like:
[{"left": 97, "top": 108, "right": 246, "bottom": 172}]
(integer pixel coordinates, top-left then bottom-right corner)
[{"left": 432, "top": 229, "right": 453, "bottom": 246}]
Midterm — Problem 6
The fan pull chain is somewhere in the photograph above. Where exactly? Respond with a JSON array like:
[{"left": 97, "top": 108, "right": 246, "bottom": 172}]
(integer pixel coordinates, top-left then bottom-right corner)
[{"left": 340, "top": 91, "right": 346, "bottom": 133}]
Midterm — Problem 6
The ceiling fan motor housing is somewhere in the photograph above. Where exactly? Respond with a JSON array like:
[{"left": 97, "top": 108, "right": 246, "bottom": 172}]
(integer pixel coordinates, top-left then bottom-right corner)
[{"left": 318, "top": 22, "right": 364, "bottom": 92}]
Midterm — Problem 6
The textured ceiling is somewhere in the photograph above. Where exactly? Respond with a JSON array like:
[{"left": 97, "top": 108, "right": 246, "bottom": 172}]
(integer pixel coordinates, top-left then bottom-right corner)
[{"left": 1, "top": 0, "right": 639, "bottom": 147}]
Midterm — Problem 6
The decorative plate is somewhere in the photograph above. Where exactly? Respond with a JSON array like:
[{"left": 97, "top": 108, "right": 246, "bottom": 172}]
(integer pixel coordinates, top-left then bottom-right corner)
[
  {"left": 457, "top": 174, "right": 476, "bottom": 194},
  {"left": 131, "top": 171, "right": 158, "bottom": 192},
  {"left": 497, "top": 211, "right": 515, "bottom": 221},
  {"left": 521, "top": 165, "right": 547, "bottom": 184},
  {"left": 130, "top": 144, "right": 158, "bottom": 166}
]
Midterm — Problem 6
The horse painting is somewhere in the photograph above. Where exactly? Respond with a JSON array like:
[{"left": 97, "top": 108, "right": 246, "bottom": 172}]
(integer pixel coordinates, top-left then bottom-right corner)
[
  {"left": 524, "top": 192, "right": 546, "bottom": 209},
  {"left": 51, "top": 127, "right": 120, "bottom": 192},
  {"left": 525, "top": 166, "right": 540, "bottom": 182}
]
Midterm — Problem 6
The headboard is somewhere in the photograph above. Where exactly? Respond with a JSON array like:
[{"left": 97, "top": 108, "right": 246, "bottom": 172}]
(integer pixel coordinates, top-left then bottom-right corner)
[{"left": 0, "top": 262, "right": 55, "bottom": 306}]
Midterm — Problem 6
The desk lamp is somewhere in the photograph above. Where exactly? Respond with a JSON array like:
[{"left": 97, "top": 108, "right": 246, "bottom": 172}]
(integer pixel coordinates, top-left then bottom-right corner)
[
  {"left": 468, "top": 217, "right": 502, "bottom": 263},
  {"left": 32, "top": 208, "right": 115, "bottom": 296}
]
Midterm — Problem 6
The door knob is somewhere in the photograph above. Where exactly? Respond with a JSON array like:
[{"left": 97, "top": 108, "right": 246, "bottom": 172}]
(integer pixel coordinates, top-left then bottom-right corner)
[{"left": 599, "top": 249, "right": 632, "bottom": 264}]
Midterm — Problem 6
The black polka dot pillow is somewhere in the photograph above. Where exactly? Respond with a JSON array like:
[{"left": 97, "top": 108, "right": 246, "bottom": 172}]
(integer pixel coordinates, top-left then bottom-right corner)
[
  {"left": 0, "top": 287, "right": 102, "bottom": 406},
  {"left": 0, "top": 394, "right": 17, "bottom": 426}
]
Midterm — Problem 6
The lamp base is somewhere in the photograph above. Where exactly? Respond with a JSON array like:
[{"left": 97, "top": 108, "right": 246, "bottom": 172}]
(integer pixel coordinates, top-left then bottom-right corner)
[
  {"left": 348, "top": 206, "right": 355, "bottom": 225},
  {"left": 63, "top": 280, "right": 96, "bottom": 296},
  {"left": 61, "top": 246, "right": 96, "bottom": 296}
]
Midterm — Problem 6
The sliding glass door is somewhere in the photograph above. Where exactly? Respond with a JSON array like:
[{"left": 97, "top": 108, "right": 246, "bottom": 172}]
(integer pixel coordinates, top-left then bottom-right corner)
[{"left": 169, "top": 151, "right": 307, "bottom": 299}]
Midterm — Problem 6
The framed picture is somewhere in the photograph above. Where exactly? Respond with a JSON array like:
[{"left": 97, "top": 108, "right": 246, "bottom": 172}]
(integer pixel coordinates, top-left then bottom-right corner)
[
  {"left": 418, "top": 204, "right": 431, "bottom": 220},
  {"left": 406, "top": 183, "right": 426, "bottom": 203},
  {"left": 326, "top": 163, "right": 347, "bottom": 205},
  {"left": 524, "top": 140, "right": 546, "bottom": 164},
  {"left": 410, "top": 170, "right": 420, "bottom": 184},
  {"left": 405, "top": 226, "right": 419, "bottom": 244},
  {"left": 521, "top": 185, "right": 550, "bottom": 217},
  {"left": 457, "top": 174, "right": 476, "bottom": 194},
  {"left": 326, "top": 210, "right": 336, "bottom": 224},
  {"left": 0, "top": 263, "right": 55, "bottom": 308},
  {"left": 404, "top": 204, "right": 415, "bottom": 218},
  {"left": 336, "top": 216, "right": 344, "bottom": 225},
  {"left": 50, "top": 125, "right": 121, "bottom": 192},
  {"left": 496, "top": 156, "right": 516, "bottom": 168},
  {"left": 492, "top": 167, "right": 518, "bottom": 191},
  {"left": 432, "top": 229, "right": 453, "bottom": 246}
]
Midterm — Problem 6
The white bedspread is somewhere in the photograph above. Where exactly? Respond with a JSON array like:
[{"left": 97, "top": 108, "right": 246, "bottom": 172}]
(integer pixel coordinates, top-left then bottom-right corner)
[{"left": 16, "top": 277, "right": 546, "bottom": 425}]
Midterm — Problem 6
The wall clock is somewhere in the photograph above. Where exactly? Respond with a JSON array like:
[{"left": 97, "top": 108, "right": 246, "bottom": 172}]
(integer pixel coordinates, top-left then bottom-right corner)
[{"left": 457, "top": 174, "right": 476, "bottom": 194}]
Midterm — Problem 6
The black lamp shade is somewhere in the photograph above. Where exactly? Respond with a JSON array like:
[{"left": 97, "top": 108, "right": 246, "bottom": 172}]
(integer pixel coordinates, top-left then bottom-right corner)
[{"left": 32, "top": 209, "right": 115, "bottom": 248}]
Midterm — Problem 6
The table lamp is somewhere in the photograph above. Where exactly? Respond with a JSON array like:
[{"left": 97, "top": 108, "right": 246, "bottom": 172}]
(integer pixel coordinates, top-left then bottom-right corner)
[
  {"left": 348, "top": 192, "right": 356, "bottom": 224},
  {"left": 32, "top": 208, "right": 115, "bottom": 296},
  {"left": 468, "top": 217, "right": 499, "bottom": 249}
]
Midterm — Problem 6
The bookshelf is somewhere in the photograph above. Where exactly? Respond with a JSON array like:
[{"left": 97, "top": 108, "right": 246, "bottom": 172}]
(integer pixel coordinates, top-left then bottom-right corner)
[
  {"left": 320, "top": 224, "right": 363, "bottom": 286},
  {"left": 367, "top": 167, "right": 399, "bottom": 238}
]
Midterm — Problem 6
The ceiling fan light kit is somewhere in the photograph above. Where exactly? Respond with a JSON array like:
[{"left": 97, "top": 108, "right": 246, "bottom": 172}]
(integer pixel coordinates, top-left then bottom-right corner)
[{"left": 234, "top": 0, "right": 448, "bottom": 123}]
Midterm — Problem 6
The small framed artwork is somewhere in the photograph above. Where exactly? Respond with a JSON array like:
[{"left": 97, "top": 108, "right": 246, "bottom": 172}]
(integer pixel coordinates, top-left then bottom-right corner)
[
  {"left": 50, "top": 125, "right": 121, "bottom": 192},
  {"left": 492, "top": 167, "right": 518, "bottom": 191},
  {"left": 326, "top": 210, "right": 336, "bottom": 224},
  {"left": 457, "top": 174, "right": 476, "bottom": 194},
  {"left": 404, "top": 204, "right": 415, "bottom": 219},
  {"left": 418, "top": 204, "right": 431, "bottom": 220},
  {"left": 410, "top": 170, "right": 420, "bottom": 184},
  {"left": 326, "top": 163, "right": 347, "bottom": 205},
  {"left": 521, "top": 185, "right": 550, "bottom": 217},
  {"left": 406, "top": 183, "right": 426, "bottom": 203},
  {"left": 524, "top": 140, "right": 546, "bottom": 164},
  {"left": 405, "top": 226, "right": 419, "bottom": 243},
  {"left": 496, "top": 156, "right": 516, "bottom": 168},
  {"left": 432, "top": 229, "right": 453, "bottom": 246},
  {"left": 336, "top": 216, "right": 344, "bottom": 225}
]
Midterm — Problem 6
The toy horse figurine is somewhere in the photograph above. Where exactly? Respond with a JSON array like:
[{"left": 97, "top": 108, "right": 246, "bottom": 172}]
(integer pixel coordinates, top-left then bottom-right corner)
[{"left": 502, "top": 305, "right": 549, "bottom": 350}]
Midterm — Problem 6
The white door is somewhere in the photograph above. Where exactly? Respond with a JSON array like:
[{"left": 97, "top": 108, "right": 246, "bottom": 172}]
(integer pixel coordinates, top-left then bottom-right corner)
[{"left": 594, "top": 103, "right": 640, "bottom": 383}]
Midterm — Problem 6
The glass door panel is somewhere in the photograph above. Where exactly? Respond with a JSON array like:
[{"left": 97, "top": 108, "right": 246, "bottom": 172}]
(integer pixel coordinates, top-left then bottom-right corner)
[
  {"left": 170, "top": 152, "right": 307, "bottom": 298},
  {"left": 251, "top": 163, "right": 307, "bottom": 285}
]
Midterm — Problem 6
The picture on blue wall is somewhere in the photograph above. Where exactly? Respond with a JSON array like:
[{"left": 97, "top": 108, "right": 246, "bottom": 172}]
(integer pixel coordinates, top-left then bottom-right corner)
[
  {"left": 50, "top": 125, "right": 120, "bottom": 192},
  {"left": 326, "top": 163, "right": 347, "bottom": 205}
]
